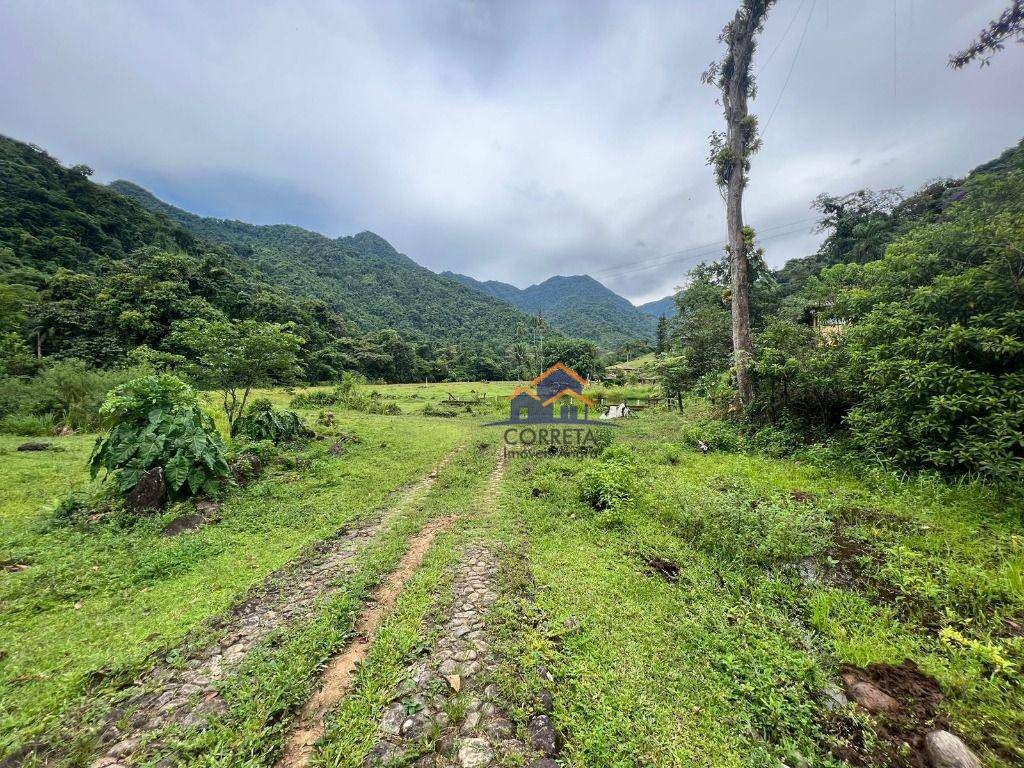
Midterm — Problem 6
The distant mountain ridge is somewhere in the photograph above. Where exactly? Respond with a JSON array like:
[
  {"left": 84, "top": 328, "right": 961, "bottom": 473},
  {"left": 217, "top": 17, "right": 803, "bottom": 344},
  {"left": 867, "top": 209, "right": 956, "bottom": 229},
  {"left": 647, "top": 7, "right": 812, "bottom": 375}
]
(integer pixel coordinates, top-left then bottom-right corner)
[
  {"left": 110, "top": 180, "right": 537, "bottom": 349},
  {"left": 442, "top": 271, "right": 657, "bottom": 350},
  {"left": 112, "top": 179, "right": 666, "bottom": 351},
  {"left": 637, "top": 295, "right": 677, "bottom": 318}
]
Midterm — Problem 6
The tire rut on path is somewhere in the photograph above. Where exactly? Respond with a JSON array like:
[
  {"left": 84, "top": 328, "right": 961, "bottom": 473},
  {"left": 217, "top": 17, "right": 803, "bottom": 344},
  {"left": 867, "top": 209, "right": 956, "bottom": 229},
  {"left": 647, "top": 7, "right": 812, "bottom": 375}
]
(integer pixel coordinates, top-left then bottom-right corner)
[
  {"left": 87, "top": 448, "right": 460, "bottom": 768},
  {"left": 355, "top": 447, "right": 561, "bottom": 768},
  {"left": 276, "top": 449, "right": 507, "bottom": 768}
]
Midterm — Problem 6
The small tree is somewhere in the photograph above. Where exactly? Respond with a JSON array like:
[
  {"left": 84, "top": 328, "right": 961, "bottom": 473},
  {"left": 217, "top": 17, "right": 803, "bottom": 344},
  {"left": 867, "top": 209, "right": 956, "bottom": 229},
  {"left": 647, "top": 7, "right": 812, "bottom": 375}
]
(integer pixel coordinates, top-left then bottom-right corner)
[
  {"left": 656, "top": 316, "right": 670, "bottom": 354},
  {"left": 657, "top": 355, "right": 693, "bottom": 410},
  {"left": 171, "top": 318, "right": 304, "bottom": 431}
]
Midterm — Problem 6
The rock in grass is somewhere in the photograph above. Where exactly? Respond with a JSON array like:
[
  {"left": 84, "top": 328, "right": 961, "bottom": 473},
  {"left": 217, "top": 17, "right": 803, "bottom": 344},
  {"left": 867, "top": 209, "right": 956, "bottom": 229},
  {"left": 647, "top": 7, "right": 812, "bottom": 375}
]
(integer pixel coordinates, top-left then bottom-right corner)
[
  {"left": 924, "top": 730, "right": 981, "bottom": 768},
  {"left": 527, "top": 714, "right": 560, "bottom": 756},
  {"left": 379, "top": 701, "right": 406, "bottom": 735},
  {"left": 125, "top": 467, "right": 167, "bottom": 511},
  {"left": 456, "top": 737, "right": 494, "bottom": 767},
  {"left": 845, "top": 680, "right": 899, "bottom": 714},
  {"left": 16, "top": 441, "right": 54, "bottom": 451},
  {"left": 161, "top": 513, "right": 206, "bottom": 536},
  {"left": 822, "top": 683, "right": 849, "bottom": 711}
]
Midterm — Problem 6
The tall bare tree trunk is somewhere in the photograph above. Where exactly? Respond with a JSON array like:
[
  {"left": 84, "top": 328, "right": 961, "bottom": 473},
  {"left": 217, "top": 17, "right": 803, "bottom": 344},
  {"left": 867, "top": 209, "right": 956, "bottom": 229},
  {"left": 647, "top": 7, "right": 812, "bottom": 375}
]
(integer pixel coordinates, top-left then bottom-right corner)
[
  {"left": 725, "top": 12, "right": 756, "bottom": 407},
  {"left": 705, "top": 1, "right": 774, "bottom": 407}
]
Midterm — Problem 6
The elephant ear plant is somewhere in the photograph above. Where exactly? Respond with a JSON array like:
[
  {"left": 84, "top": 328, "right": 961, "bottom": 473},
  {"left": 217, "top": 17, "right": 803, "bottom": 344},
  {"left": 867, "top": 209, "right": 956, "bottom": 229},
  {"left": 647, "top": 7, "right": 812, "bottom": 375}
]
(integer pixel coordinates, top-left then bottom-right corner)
[
  {"left": 232, "top": 398, "right": 312, "bottom": 443},
  {"left": 90, "top": 374, "right": 231, "bottom": 504}
]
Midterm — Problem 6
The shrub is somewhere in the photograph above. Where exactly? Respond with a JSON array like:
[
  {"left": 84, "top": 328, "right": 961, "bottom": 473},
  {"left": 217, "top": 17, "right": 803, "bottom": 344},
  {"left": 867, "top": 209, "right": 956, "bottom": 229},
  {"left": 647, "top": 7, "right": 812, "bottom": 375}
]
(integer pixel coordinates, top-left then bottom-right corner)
[
  {"left": 0, "top": 412, "right": 55, "bottom": 436},
  {"left": 749, "top": 424, "right": 803, "bottom": 458},
  {"left": 749, "top": 321, "right": 854, "bottom": 430},
  {"left": 289, "top": 372, "right": 363, "bottom": 408},
  {"left": 290, "top": 377, "right": 399, "bottom": 415},
  {"left": 232, "top": 399, "right": 312, "bottom": 443},
  {"left": 578, "top": 445, "right": 637, "bottom": 512},
  {"left": 422, "top": 404, "right": 459, "bottom": 418},
  {"left": 679, "top": 420, "right": 745, "bottom": 452},
  {"left": 817, "top": 169, "right": 1024, "bottom": 480},
  {"left": 90, "top": 374, "right": 231, "bottom": 501},
  {"left": 0, "top": 360, "right": 144, "bottom": 430}
]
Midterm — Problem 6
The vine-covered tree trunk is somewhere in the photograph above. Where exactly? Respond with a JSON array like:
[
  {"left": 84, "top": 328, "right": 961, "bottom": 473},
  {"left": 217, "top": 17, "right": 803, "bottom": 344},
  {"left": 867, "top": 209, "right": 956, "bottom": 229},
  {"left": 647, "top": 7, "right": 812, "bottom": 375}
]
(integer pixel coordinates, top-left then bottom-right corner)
[
  {"left": 723, "top": 8, "right": 758, "bottom": 407},
  {"left": 704, "top": 1, "right": 774, "bottom": 407}
]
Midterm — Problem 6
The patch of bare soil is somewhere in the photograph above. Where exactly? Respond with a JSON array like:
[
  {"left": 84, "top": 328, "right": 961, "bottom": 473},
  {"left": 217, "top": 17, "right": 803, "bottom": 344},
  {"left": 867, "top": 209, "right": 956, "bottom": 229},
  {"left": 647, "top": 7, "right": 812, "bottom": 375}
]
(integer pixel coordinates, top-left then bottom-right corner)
[
  {"left": 78, "top": 449, "right": 460, "bottom": 768},
  {"left": 826, "top": 660, "right": 948, "bottom": 767},
  {"left": 642, "top": 555, "right": 680, "bottom": 583}
]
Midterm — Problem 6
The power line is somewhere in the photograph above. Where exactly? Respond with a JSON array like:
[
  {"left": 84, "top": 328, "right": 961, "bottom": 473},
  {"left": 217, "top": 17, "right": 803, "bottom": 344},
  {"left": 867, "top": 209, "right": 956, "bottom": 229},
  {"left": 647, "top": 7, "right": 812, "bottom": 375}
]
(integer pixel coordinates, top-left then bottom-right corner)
[
  {"left": 596, "top": 220, "right": 816, "bottom": 281},
  {"left": 590, "top": 216, "right": 816, "bottom": 279},
  {"left": 761, "top": 0, "right": 817, "bottom": 140},
  {"left": 756, "top": 0, "right": 809, "bottom": 76}
]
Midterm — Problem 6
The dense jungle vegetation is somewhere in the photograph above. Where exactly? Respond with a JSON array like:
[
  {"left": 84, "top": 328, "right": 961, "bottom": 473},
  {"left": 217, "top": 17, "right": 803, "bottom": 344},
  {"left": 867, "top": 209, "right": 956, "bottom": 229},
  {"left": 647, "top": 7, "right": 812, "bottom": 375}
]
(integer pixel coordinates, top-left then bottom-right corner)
[
  {"left": 660, "top": 139, "right": 1024, "bottom": 480},
  {"left": 0, "top": 135, "right": 604, "bottom": 434}
]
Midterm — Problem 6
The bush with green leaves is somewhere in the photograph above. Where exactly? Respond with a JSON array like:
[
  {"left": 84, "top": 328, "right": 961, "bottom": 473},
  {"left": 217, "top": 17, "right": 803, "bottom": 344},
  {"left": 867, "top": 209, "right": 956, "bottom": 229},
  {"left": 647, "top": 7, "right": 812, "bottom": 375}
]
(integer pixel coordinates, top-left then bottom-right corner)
[
  {"left": 90, "top": 374, "right": 230, "bottom": 501},
  {"left": 0, "top": 359, "right": 144, "bottom": 430},
  {"left": 578, "top": 445, "right": 638, "bottom": 512},
  {"left": 679, "top": 420, "right": 746, "bottom": 452},
  {"left": 0, "top": 412, "right": 55, "bottom": 436},
  {"left": 820, "top": 168, "right": 1024, "bottom": 480},
  {"left": 232, "top": 399, "right": 312, "bottom": 443},
  {"left": 748, "top": 321, "right": 854, "bottom": 431}
]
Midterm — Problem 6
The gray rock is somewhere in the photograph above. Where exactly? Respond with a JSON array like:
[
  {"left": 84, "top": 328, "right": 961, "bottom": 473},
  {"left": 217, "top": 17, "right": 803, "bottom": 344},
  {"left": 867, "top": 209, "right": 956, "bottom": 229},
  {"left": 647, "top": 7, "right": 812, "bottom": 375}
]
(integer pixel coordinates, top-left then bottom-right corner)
[
  {"left": 821, "top": 683, "right": 848, "bottom": 711},
  {"left": 527, "top": 714, "right": 560, "bottom": 756},
  {"left": 483, "top": 715, "right": 514, "bottom": 740},
  {"left": 380, "top": 702, "right": 407, "bottom": 735},
  {"left": 924, "top": 730, "right": 981, "bottom": 768},
  {"left": 526, "top": 760, "right": 559, "bottom": 768},
  {"left": 537, "top": 687, "right": 554, "bottom": 713},
  {"left": 401, "top": 712, "right": 433, "bottom": 740},
  {"left": 362, "top": 741, "right": 403, "bottom": 768},
  {"left": 456, "top": 737, "right": 494, "bottom": 767}
]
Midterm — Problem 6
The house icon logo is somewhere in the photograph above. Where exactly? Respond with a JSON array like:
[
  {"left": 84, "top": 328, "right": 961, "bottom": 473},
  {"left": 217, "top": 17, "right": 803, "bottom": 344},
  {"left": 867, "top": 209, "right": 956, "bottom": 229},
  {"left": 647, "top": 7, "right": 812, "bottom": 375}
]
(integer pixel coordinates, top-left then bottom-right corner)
[{"left": 485, "top": 363, "right": 614, "bottom": 427}]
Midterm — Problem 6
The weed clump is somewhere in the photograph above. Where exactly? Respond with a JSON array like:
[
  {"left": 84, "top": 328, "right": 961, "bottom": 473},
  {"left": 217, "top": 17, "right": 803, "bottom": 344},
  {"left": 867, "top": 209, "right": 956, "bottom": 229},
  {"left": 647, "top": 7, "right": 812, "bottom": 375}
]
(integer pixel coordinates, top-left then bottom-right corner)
[
  {"left": 578, "top": 445, "right": 638, "bottom": 522},
  {"left": 232, "top": 399, "right": 312, "bottom": 443}
]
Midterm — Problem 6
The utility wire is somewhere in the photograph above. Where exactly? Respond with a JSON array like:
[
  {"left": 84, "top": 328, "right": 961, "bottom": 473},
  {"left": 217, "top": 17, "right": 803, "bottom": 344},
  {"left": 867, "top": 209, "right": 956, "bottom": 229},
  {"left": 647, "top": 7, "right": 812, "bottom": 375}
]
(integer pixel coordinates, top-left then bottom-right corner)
[
  {"left": 590, "top": 216, "right": 816, "bottom": 279},
  {"left": 761, "top": 0, "right": 817, "bottom": 139},
  {"left": 597, "top": 220, "right": 816, "bottom": 281},
  {"left": 756, "top": 0, "right": 809, "bottom": 76}
]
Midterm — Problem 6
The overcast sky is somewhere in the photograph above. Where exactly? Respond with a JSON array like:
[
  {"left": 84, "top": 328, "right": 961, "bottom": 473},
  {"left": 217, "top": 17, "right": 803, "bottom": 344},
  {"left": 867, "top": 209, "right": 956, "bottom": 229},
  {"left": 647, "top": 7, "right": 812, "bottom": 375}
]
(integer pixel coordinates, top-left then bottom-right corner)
[{"left": 3, "top": 1, "right": 1023, "bottom": 303}]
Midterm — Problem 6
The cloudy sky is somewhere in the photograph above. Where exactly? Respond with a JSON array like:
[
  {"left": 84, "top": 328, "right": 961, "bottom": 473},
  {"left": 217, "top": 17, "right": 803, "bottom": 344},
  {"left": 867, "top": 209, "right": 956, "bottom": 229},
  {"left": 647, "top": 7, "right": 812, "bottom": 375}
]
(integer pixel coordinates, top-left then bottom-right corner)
[{"left": 3, "top": 1, "right": 1023, "bottom": 303}]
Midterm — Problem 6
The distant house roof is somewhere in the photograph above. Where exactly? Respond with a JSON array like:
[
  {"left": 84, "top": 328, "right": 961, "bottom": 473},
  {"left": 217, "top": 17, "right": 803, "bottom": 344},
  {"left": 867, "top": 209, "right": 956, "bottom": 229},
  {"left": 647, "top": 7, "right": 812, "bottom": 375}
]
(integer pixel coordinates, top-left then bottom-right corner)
[
  {"left": 531, "top": 363, "right": 587, "bottom": 388},
  {"left": 542, "top": 388, "right": 596, "bottom": 408}
]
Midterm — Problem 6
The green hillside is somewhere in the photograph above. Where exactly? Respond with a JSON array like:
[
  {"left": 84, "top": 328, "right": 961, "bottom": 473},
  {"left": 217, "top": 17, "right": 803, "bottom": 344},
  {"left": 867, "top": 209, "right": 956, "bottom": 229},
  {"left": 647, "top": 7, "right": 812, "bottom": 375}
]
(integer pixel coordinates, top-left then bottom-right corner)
[
  {"left": 0, "top": 135, "right": 541, "bottom": 382},
  {"left": 443, "top": 271, "right": 656, "bottom": 350},
  {"left": 111, "top": 181, "right": 537, "bottom": 350}
]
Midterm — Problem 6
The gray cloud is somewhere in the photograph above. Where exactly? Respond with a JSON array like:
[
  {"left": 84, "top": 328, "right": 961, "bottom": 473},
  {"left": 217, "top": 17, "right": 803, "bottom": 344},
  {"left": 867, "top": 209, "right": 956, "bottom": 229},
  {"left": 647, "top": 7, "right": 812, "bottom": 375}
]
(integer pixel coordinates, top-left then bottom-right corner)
[{"left": 2, "top": 0, "right": 1022, "bottom": 303}]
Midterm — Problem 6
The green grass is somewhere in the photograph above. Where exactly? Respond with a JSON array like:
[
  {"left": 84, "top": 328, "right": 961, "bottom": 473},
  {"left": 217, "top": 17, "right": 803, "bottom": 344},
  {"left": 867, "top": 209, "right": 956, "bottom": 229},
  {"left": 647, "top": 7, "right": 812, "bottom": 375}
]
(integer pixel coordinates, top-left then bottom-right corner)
[
  {"left": 3, "top": 386, "right": 1022, "bottom": 767},
  {"left": 0, "top": 414, "right": 470, "bottom": 759},
  {"left": 497, "top": 411, "right": 1024, "bottom": 767}
]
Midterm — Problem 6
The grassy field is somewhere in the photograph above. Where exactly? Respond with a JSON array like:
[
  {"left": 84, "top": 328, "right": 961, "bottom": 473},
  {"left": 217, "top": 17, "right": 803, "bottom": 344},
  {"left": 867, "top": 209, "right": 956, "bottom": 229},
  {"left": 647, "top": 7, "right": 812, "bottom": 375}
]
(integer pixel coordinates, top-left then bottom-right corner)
[
  {"left": 1, "top": 384, "right": 1021, "bottom": 766},
  {"left": 0, "top": 412, "right": 471, "bottom": 759}
]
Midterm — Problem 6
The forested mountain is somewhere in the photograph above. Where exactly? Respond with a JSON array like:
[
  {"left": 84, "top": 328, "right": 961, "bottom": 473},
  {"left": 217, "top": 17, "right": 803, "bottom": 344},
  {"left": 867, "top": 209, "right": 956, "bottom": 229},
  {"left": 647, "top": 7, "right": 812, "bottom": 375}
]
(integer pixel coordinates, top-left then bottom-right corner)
[
  {"left": 637, "top": 295, "right": 677, "bottom": 318},
  {"left": 0, "top": 135, "right": 557, "bottom": 383},
  {"left": 442, "top": 271, "right": 656, "bottom": 350},
  {"left": 110, "top": 181, "right": 536, "bottom": 350}
]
